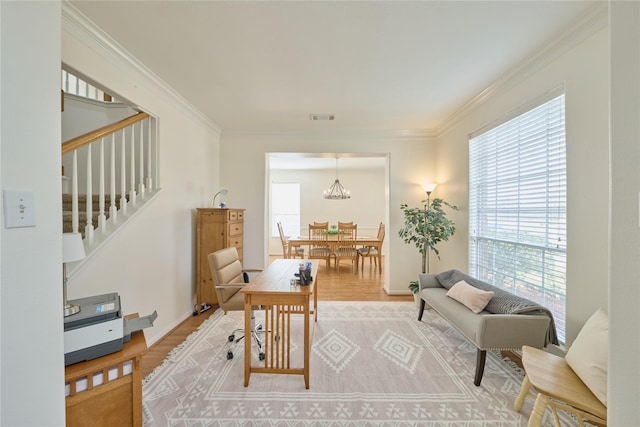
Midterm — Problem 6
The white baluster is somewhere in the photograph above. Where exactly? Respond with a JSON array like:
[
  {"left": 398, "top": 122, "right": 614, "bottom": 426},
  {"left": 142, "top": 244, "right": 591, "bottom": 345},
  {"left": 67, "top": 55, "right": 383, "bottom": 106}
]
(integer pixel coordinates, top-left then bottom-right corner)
[
  {"left": 145, "top": 118, "right": 153, "bottom": 191},
  {"left": 98, "top": 137, "right": 107, "bottom": 233},
  {"left": 71, "top": 150, "right": 79, "bottom": 234},
  {"left": 109, "top": 133, "right": 118, "bottom": 223},
  {"left": 138, "top": 119, "right": 145, "bottom": 198},
  {"left": 129, "top": 125, "right": 137, "bottom": 207},
  {"left": 120, "top": 128, "right": 128, "bottom": 215},
  {"left": 84, "top": 144, "right": 94, "bottom": 243}
]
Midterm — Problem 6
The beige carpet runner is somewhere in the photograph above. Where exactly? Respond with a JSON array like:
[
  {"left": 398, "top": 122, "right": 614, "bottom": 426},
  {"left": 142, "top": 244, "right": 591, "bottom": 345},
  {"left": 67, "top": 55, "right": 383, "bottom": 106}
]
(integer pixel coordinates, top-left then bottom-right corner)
[{"left": 143, "top": 301, "right": 569, "bottom": 426}]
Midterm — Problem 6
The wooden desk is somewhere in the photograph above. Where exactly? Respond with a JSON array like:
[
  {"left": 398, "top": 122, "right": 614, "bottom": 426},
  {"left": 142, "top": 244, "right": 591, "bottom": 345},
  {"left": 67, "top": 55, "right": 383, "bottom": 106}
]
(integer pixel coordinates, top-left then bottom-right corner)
[
  {"left": 287, "top": 235, "right": 382, "bottom": 273},
  {"left": 65, "top": 315, "right": 147, "bottom": 427},
  {"left": 240, "top": 259, "right": 319, "bottom": 389}
]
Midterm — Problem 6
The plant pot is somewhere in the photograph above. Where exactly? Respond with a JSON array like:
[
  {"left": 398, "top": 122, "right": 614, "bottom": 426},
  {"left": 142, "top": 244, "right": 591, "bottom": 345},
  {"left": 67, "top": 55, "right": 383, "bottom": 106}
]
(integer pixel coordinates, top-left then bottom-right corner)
[{"left": 413, "top": 293, "right": 421, "bottom": 308}]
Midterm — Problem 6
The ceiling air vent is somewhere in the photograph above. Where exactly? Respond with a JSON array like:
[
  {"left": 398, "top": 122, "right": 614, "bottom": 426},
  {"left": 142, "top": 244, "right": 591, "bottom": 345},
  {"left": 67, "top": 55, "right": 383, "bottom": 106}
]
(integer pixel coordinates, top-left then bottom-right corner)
[{"left": 310, "top": 114, "right": 335, "bottom": 121}]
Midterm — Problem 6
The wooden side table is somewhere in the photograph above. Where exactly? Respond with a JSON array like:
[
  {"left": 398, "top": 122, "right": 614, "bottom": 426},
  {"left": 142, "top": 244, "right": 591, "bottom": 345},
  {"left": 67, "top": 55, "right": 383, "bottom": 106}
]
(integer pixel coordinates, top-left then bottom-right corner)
[{"left": 64, "top": 315, "right": 147, "bottom": 427}]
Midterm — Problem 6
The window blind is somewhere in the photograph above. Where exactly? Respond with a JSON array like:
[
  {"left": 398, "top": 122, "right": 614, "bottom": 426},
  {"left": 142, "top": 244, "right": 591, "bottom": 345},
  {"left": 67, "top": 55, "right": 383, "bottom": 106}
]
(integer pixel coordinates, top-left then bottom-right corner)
[{"left": 469, "top": 94, "right": 567, "bottom": 342}]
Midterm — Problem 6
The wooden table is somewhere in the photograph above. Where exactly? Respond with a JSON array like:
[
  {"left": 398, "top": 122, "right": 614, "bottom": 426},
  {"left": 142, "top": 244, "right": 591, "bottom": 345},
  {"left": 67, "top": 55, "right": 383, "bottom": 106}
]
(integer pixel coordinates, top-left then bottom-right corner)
[
  {"left": 287, "top": 235, "right": 383, "bottom": 273},
  {"left": 240, "top": 259, "right": 319, "bottom": 389},
  {"left": 65, "top": 314, "right": 147, "bottom": 427}
]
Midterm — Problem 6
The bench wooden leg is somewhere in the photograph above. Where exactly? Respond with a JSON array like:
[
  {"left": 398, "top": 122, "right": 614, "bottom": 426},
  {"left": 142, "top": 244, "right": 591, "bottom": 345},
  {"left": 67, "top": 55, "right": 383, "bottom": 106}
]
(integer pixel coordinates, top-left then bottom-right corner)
[
  {"left": 514, "top": 374, "right": 531, "bottom": 412},
  {"left": 417, "top": 299, "right": 426, "bottom": 321},
  {"left": 474, "top": 349, "right": 486, "bottom": 386}
]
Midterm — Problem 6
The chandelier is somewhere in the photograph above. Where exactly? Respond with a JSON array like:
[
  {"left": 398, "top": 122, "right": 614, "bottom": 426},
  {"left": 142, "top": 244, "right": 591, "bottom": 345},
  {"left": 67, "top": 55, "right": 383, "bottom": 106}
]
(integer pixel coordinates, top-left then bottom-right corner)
[{"left": 323, "top": 158, "right": 351, "bottom": 199}]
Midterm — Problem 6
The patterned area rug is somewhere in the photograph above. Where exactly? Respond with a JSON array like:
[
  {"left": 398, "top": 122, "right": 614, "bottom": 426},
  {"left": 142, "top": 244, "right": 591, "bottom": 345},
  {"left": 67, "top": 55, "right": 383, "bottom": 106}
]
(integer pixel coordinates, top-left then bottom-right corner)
[{"left": 143, "top": 301, "right": 568, "bottom": 426}]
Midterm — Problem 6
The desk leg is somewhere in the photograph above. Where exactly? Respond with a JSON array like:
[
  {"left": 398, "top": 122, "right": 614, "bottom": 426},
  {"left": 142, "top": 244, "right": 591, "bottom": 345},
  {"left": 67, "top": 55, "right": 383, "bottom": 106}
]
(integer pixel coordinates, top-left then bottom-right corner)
[
  {"left": 244, "top": 297, "right": 251, "bottom": 387},
  {"left": 314, "top": 279, "right": 318, "bottom": 323},
  {"left": 303, "top": 297, "right": 310, "bottom": 389}
]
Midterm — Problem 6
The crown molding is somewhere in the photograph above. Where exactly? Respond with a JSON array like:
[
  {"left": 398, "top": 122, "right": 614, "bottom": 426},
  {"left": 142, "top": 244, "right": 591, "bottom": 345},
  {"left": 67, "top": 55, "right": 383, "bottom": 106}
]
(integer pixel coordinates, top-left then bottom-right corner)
[
  {"left": 435, "top": 2, "right": 608, "bottom": 137},
  {"left": 61, "top": 1, "right": 222, "bottom": 136},
  {"left": 221, "top": 128, "right": 436, "bottom": 142}
]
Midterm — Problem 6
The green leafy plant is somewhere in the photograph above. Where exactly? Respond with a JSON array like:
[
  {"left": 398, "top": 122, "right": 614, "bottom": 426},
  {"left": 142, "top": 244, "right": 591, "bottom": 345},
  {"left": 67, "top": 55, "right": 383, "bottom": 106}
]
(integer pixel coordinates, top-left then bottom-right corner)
[
  {"left": 327, "top": 224, "right": 340, "bottom": 234},
  {"left": 399, "top": 197, "right": 458, "bottom": 277},
  {"left": 408, "top": 280, "right": 420, "bottom": 295}
]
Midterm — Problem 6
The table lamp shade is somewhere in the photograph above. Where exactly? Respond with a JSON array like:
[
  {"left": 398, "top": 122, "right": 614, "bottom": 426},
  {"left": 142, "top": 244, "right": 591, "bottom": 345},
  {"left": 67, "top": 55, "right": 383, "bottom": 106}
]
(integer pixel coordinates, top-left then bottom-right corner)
[{"left": 63, "top": 233, "right": 85, "bottom": 263}]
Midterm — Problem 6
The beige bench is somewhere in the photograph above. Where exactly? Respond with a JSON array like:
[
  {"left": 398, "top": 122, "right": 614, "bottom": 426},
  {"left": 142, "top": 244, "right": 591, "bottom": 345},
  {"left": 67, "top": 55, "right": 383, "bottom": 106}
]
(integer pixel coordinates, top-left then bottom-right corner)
[{"left": 418, "top": 270, "right": 554, "bottom": 386}]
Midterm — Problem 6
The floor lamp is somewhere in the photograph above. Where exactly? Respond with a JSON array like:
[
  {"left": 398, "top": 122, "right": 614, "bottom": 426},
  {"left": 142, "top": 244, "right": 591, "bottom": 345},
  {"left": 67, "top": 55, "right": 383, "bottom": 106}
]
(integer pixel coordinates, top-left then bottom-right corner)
[
  {"left": 421, "top": 183, "right": 437, "bottom": 274},
  {"left": 63, "top": 232, "right": 86, "bottom": 316}
]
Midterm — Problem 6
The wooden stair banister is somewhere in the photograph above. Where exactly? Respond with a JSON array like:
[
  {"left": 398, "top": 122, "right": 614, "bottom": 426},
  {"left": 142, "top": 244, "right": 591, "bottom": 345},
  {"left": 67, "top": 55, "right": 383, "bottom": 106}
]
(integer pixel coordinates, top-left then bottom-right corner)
[
  {"left": 61, "top": 109, "right": 158, "bottom": 257},
  {"left": 62, "top": 111, "right": 149, "bottom": 154}
]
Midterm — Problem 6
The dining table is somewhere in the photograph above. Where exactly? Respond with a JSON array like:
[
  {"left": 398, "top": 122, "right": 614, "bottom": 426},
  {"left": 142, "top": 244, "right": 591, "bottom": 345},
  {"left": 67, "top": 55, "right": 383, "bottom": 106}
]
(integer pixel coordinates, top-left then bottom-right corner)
[{"left": 287, "top": 234, "right": 383, "bottom": 273}]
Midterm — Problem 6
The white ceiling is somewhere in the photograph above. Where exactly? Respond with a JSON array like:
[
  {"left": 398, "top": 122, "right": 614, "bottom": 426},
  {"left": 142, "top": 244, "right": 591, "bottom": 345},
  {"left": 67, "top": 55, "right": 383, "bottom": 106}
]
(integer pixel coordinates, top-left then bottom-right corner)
[{"left": 70, "top": 0, "right": 600, "bottom": 134}]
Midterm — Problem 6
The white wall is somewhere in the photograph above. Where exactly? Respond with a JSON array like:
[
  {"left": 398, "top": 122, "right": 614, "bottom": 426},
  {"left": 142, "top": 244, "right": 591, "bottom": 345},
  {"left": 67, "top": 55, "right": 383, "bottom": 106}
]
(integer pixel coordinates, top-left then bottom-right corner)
[
  {"left": 62, "top": 94, "right": 135, "bottom": 141},
  {"left": 62, "top": 4, "right": 222, "bottom": 347},
  {"left": 1, "top": 2, "right": 65, "bottom": 425},
  {"left": 221, "top": 131, "right": 437, "bottom": 294},
  {"left": 435, "top": 24, "right": 609, "bottom": 347},
  {"left": 609, "top": 1, "right": 640, "bottom": 423}
]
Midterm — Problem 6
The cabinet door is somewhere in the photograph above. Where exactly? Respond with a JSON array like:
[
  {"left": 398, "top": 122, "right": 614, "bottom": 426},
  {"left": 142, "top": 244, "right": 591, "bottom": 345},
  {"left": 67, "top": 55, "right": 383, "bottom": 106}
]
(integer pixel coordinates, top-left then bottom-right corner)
[{"left": 197, "top": 211, "right": 226, "bottom": 305}]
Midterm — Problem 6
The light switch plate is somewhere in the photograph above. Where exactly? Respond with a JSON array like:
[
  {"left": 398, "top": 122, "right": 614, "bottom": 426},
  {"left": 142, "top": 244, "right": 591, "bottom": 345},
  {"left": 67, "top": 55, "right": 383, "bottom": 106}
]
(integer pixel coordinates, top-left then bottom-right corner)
[{"left": 3, "top": 190, "right": 36, "bottom": 228}]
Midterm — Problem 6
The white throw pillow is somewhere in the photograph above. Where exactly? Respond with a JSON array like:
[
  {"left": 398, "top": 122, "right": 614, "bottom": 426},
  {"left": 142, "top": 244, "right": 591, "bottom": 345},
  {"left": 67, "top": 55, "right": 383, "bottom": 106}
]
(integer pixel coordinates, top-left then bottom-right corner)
[
  {"left": 445, "top": 280, "right": 494, "bottom": 314},
  {"left": 565, "top": 308, "right": 608, "bottom": 406}
]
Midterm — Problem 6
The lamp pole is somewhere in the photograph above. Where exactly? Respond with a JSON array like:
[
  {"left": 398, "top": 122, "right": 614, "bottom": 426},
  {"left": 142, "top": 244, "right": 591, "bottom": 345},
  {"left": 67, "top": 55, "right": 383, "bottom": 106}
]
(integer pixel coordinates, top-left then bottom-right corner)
[{"left": 421, "top": 183, "right": 437, "bottom": 274}]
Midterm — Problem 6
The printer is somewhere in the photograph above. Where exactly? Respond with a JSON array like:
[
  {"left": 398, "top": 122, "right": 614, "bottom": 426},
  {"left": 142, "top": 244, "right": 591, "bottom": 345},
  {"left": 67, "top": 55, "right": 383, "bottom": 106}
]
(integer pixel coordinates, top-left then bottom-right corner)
[{"left": 63, "top": 292, "right": 157, "bottom": 366}]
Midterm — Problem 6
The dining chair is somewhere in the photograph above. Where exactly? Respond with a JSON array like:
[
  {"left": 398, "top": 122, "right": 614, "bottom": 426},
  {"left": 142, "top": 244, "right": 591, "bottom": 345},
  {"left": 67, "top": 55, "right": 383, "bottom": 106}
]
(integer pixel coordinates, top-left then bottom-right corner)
[
  {"left": 357, "top": 222, "right": 385, "bottom": 274},
  {"left": 335, "top": 222, "right": 358, "bottom": 272},
  {"left": 312, "top": 221, "right": 329, "bottom": 227},
  {"left": 308, "top": 223, "right": 331, "bottom": 268},
  {"left": 277, "top": 221, "right": 304, "bottom": 259}
]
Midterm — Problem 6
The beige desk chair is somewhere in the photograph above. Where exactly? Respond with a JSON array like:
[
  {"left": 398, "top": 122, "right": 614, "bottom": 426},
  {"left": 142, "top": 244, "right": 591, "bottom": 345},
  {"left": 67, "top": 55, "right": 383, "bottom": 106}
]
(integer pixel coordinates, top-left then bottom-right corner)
[
  {"left": 308, "top": 223, "right": 331, "bottom": 268},
  {"left": 208, "top": 247, "right": 265, "bottom": 361},
  {"left": 335, "top": 222, "right": 358, "bottom": 272},
  {"left": 277, "top": 222, "right": 304, "bottom": 259},
  {"left": 358, "top": 222, "right": 385, "bottom": 274}
]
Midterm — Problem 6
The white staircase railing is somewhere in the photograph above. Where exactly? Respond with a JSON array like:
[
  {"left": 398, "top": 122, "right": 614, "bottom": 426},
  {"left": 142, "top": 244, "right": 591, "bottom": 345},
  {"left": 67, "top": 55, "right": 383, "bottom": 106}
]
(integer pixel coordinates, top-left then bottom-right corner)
[{"left": 62, "top": 112, "right": 159, "bottom": 255}]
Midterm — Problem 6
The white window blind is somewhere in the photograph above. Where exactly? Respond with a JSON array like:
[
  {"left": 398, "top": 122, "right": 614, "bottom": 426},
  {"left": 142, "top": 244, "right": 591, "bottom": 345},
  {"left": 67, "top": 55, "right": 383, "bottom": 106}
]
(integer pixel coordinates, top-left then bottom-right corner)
[
  {"left": 271, "top": 182, "right": 301, "bottom": 238},
  {"left": 469, "top": 93, "right": 567, "bottom": 342}
]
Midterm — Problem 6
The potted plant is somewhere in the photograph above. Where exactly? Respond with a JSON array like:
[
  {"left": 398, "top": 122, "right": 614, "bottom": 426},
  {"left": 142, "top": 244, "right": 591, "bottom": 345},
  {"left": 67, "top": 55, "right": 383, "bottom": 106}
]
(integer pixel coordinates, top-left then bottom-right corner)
[{"left": 399, "top": 197, "right": 458, "bottom": 298}]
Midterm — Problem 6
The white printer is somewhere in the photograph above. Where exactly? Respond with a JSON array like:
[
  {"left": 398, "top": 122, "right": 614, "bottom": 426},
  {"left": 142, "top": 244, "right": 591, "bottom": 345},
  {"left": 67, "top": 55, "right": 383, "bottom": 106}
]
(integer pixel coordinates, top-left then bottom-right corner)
[{"left": 63, "top": 292, "right": 157, "bottom": 366}]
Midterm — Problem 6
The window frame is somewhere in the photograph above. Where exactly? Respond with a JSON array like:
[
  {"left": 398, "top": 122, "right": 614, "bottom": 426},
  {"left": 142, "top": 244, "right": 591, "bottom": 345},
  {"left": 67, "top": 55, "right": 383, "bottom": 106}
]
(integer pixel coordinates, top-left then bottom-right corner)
[{"left": 468, "top": 89, "right": 567, "bottom": 342}]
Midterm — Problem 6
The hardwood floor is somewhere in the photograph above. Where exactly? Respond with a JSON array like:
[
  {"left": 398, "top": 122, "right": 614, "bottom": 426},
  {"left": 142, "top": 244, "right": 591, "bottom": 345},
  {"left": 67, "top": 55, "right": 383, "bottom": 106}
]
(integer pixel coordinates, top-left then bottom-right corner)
[{"left": 141, "top": 255, "right": 411, "bottom": 378}]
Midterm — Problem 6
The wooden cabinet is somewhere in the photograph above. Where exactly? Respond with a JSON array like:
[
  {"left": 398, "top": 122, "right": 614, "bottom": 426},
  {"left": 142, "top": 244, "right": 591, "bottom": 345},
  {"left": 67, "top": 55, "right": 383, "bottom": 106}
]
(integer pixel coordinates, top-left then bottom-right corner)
[
  {"left": 65, "top": 316, "right": 147, "bottom": 427},
  {"left": 195, "top": 208, "right": 245, "bottom": 313}
]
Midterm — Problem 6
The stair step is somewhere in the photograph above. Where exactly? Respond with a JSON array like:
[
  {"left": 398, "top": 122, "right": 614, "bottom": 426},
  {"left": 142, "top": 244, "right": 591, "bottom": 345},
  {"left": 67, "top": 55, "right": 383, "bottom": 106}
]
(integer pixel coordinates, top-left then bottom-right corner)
[
  {"left": 62, "top": 193, "right": 128, "bottom": 212},
  {"left": 62, "top": 193, "right": 132, "bottom": 238}
]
